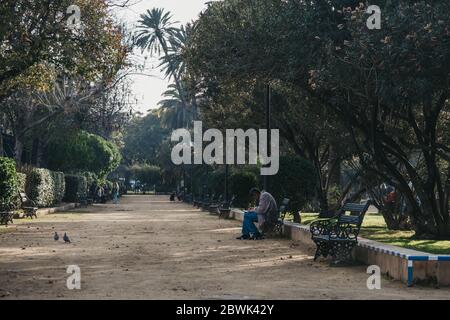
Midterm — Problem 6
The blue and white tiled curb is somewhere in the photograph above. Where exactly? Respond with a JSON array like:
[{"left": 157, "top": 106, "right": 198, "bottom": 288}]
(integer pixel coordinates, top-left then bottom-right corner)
[
  {"left": 358, "top": 240, "right": 450, "bottom": 286},
  {"left": 236, "top": 211, "right": 450, "bottom": 286},
  {"left": 406, "top": 256, "right": 450, "bottom": 286}
]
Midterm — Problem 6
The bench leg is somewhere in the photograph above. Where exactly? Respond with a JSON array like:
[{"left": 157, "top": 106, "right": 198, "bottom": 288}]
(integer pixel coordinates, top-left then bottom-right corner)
[
  {"left": 313, "top": 240, "right": 331, "bottom": 261},
  {"left": 260, "top": 222, "right": 282, "bottom": 239},
  {"left": 219, "top": 209, "right": 230, "bottom": 219},
  {"left": 274, "top": 221, "right": 284, "bottom": 237},
  {"left": 330, "top": 241, "right": 356, "bottom": 265}
]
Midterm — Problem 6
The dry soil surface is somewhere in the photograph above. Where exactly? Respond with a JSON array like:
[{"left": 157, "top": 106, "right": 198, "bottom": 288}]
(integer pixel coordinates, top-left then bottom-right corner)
[{"left": 0, "top": 195, "right": 449, "bottom": 300}]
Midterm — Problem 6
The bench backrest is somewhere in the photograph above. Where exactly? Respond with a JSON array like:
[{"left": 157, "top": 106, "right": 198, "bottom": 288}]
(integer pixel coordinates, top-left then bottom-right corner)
[
  {"left": 279, "top": 198, "right": 290, "bottom": 214},
  {"left": 19, "top": 192, "right": 37, "bottom": 208},
  {"left": 335, "top": 201, "right": 371, "bottom": 239},
  {"left": 278, "top": 198, "right": 290, "bottom": 221},
  {"left": 338, "top": 201, "right": 371, "bottom": 224},
  {"left": 19, "top": 192, "right": 28, "bottom": 204}
]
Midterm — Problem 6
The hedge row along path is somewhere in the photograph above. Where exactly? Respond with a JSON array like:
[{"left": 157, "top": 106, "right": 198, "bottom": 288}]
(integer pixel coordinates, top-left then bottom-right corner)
[{"left": 0, "top": 195, "right": 449, "bottom": 299}]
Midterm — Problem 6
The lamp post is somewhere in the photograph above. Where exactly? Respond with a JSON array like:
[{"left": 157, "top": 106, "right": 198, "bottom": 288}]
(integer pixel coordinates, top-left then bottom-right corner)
[
  {"left": 263, "top": 84, "right": 271, "bottom": 191},
  {"left": 182, "top": 167, "right": 186, "bottom": 198},
  {"left": 225, "top": 164, "right": 229, "bottom": 203},
  {"left": 190, "top": 141, "right": 195, "bottom": 202},
  {"left": 205, "top": 162, "right": 210, "bottom": 196}
]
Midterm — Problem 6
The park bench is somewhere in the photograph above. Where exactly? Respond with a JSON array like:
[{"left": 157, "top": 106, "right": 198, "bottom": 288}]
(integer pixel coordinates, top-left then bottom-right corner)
[
  {"left": 193, "top": 198, "right": 199, "bottom": 206},
  {"left": 218, "top": 195, "right": 236, "bottom": 219},
  {"left": 201, "top": 193, "right": 216, "bottom": 210},
  {"left": 310, "top": 201, "right": 371, "bottom": 264},
  {"left": 260, "top": 198, "right": 290, "bottom": 237},
  {"left": 80, "top": 196, "right": 94, "bottom": 207},
  {"left": 0, "top": 211, "right": 14, "bottom": 226},
  {"left": 19, "top": 192, "right": 38, "bottom": 219},
  {"left": 208, "top": 194, "right": 223, "bottom": 214},
  {"left": 184, "top": 193, "right": 193, "bottom": 204},
  {"left": 194, "top": 194, "right": 209, "bottom": 208}
]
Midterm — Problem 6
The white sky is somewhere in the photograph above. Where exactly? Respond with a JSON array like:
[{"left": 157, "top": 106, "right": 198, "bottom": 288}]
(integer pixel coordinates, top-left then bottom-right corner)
[{"left": 114, "top": 0, "right": 212, "bottom": 114}]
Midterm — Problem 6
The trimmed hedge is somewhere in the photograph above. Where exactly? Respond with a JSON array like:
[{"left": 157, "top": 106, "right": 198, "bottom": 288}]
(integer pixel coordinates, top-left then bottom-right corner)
[
  {"left": 26, "top": 168, "right": 56, "bottom": 207},
  {"left": 24, "top": 168, "right": 66, "bottom": 207},
  {"left": 64, "top": 174, "right": 87, "bottom": 202},
  {"left": 0, "top": 157, "right": 19, "bottom": 211},
  {"left": 51, "top": 171, "right": 65, "bottom": 205},
  {"left": 47, "top": 131, "right": 122, "bottom": 179},
  {"left": 82, "top": 171, "right": 98, "bottom": 198}
]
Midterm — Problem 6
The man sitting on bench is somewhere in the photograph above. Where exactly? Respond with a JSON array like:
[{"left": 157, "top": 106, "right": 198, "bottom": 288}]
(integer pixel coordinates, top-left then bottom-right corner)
[{"left": 236, "top": 188, "right": 278, "bottom": 240}]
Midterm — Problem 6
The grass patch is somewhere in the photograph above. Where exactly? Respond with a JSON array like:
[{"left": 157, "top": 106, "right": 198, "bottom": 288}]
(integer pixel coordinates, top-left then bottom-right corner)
[
  {"left": 0, "top": 226, "right": 17, "bottom": 234},
  {"left": 294, "top": 212, "right": 450, "bottom": 255}
]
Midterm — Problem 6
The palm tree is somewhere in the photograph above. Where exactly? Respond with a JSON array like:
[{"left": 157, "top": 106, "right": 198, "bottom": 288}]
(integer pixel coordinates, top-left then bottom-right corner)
[
  {"left": 159, "top": 23, "right": 202, "bottom": 122},
  {"left": 157, "top": 84, "right": 191, "bottom": 129},
  {"left": 158, "top": 24, "right": 193, "bottom": 80},
  {"left": 135, "top": 8, "right": 188, "bottom": 124}
]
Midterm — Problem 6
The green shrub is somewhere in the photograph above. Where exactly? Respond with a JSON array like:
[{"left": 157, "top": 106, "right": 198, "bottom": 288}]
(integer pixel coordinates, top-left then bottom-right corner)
[
  {"left": 50, "top": 171, "right": 65, "bottom": 205},
  {"left": 25, "top": 168, "right": 55, "bottom": 207},
  {"left": 47, "top": 131, "right": 122, "bottom": 179},
  {"left": 85, "top": 172, "right": 98, "bottom": 198},
  {"left": 270, "top": 155, "right": 317, "bottom": 215},
  {"left": 106, "top": 180, "right": 114, "bottom": 198},
  {"left": 208, "top": 166, "right": 226, "bottom": 196},
  {"left": 0, "top": 157, "right": 19, "bottom": 211},
  {"left": 64, "top": 174, "right": 88, "bottom": 202},
  {"left": 73, "top": 171, "right": 98, "bottom": 198}
]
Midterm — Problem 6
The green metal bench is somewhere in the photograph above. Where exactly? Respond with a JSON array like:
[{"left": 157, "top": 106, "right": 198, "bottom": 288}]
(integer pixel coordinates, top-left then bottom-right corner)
[
  {"left": 19, "top": 192, "right": 38, "bottom": 219},
  {"left": 208, "top": 194, "right": 224, "bottom": 214},
  {"left": 310, "top": 201, "right": 371, "bottom": 264},
  {"left": 218, "top": 195, "right": 236, "bottom": 219}
]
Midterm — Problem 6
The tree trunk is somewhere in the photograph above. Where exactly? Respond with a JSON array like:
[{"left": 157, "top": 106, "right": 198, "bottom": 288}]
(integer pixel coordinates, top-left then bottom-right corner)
[
  {"left": 14, "top": 135, "right": 23, "bottom": 164},
  {"left": 35, "top": 138, "right": 46, "bottom": 167},
  {"left": 158, "top": 34, "right": 188, "bottom": 128},
  {"left": 317, "top": 187, "right": 329, "bottom": 213},
  {"left": 328, "top": 145, "right": 341, "bottom": 187},
  {"left": 379, "top": 208, "right": 410, "bottom": 231},
  {"left": 293, "top": 211, "right": 301, "bottom": 223}
]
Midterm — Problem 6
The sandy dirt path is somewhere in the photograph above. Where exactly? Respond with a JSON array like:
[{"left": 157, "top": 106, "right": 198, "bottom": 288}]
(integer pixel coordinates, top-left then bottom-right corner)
[{"left": 0, "top": 195, "right": 449, "bottom": 300}]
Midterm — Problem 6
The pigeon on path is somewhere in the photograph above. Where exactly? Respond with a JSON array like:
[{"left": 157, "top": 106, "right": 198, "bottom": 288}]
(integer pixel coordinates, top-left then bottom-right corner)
[
  {"left": 54, "top": 232, "right": 59, "bottom": 241},
  {"left": 63, "top": 233, "right": 71, "bottom": 243}
]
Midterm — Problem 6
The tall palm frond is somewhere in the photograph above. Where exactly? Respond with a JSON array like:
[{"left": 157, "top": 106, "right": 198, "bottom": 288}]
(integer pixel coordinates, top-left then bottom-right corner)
[
  {"left": 135, "top": 8, "right": 179, "bottom": 55},
  {"left": 157, "top": 84, "right": 192, "bottom": 129},
  {"left": 158, "top": 23, "right": 196, "bottom": 79}
]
